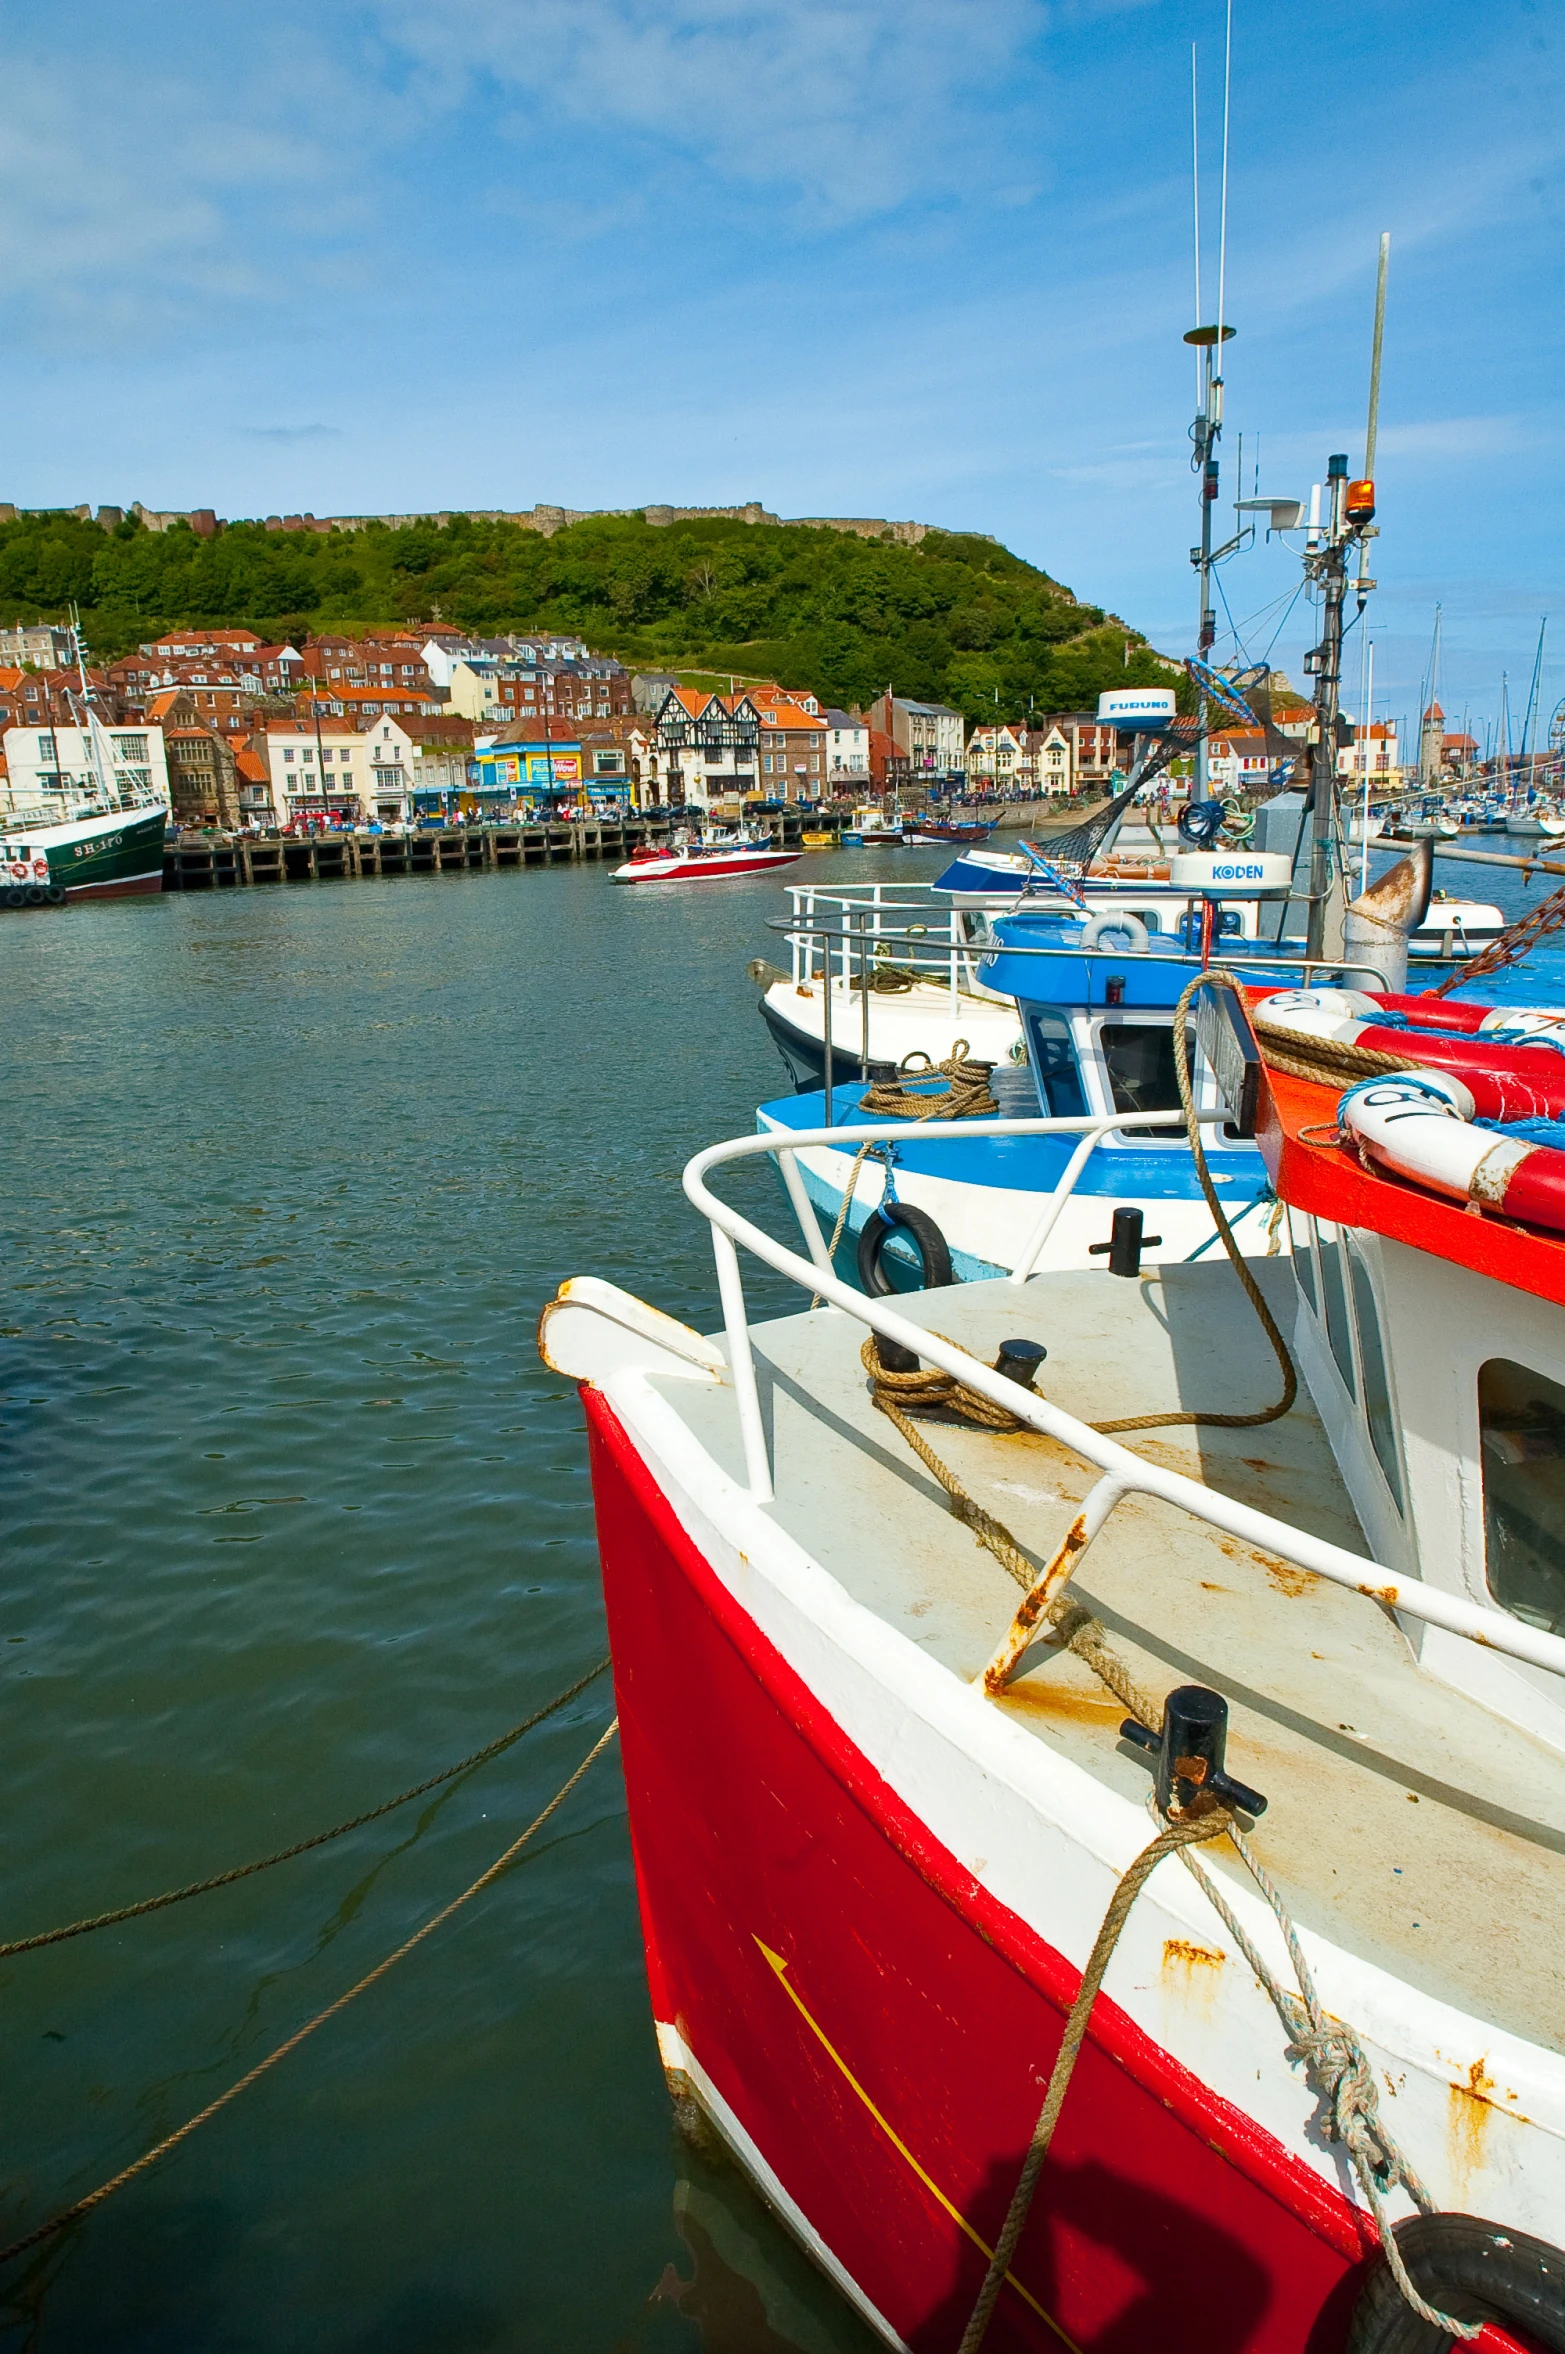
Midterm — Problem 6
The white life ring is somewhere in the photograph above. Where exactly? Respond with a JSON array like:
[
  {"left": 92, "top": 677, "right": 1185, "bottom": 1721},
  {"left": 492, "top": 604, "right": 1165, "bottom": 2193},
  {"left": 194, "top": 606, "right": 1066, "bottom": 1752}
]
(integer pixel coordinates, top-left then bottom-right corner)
[
  {"left": 1079, "top": 910, "right": 1150, "bottom": 954},
  {"left": 31, "top": 859, "right": 48, "bottom": 879},
  {"left": 8, "top": 861, "right": 27, "bottom": 881},
  {"left": 1340, "top": 1072, "right": 1565, "bottom": 1230}
]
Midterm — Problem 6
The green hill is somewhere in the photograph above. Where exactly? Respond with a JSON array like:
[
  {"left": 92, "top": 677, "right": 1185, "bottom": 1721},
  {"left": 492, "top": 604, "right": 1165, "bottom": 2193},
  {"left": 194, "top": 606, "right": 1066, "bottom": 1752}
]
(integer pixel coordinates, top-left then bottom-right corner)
[{"left": 0, "top": 507, "right": 1178, "bottom": 724}]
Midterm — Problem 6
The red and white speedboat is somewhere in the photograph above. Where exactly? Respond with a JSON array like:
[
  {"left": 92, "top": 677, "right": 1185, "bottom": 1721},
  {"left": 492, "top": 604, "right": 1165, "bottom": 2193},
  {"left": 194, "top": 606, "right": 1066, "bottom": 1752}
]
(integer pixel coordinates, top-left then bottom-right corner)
[
  {"left": 611, "top": 827, "right": 800, "bottom": 884},
  {"left": 542, "top": 973, "right": 1565, "bottom": 2352}
]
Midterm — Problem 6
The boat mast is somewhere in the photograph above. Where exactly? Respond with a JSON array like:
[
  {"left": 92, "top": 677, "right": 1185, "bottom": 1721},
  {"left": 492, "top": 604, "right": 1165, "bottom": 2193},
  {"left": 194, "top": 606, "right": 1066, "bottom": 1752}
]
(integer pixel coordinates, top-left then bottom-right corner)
[
  {"left": 1304, "top": 233, "right": 1387, "bottom": 957},
  {"left": 1520, "top": 616, "right": 1548, "bottom": 794},
  {"left": 1185, "top": 19, "right": 1234, "bottom": 801},
  {"left": 69, "top": 605, "right": 115, "bottom": 812}
]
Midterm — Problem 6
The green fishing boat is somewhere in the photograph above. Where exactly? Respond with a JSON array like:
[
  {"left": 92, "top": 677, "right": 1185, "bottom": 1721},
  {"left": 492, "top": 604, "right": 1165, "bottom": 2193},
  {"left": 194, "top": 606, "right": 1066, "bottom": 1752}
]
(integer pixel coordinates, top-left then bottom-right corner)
[{"left": 0, "top": 801, "right": 167, "bottom": 902}]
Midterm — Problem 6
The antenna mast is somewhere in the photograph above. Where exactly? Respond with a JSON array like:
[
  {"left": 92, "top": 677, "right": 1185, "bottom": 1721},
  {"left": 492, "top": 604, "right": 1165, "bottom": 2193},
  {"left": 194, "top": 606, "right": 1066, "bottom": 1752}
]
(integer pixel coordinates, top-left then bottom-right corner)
[
  {"left": 1185, "top": 10, "right": 1235, "bottom": 802},
  {"left": 1304, "top": 235, "right": 1386, "bottom": 956}
]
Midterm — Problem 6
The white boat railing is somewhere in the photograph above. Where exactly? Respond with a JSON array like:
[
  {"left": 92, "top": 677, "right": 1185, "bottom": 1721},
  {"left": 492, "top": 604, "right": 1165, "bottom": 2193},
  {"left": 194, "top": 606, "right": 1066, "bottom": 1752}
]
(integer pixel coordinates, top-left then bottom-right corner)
[
  {"left": 785, "top": 883, "right": 986, "bottom": 1006},
  {"left": 682, "top": 1110, "right": 1565, "bottom": 1684}
]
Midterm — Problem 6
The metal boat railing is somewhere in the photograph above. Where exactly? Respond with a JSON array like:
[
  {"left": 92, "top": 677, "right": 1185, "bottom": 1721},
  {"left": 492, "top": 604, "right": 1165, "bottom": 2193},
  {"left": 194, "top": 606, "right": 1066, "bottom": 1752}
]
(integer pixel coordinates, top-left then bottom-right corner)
[
  {"left": 772, "top": 913, "right": 1387, "bottom": 1112},
  {"left": 681, "top": 1111, "right": 1565, "bottom": 1682}
]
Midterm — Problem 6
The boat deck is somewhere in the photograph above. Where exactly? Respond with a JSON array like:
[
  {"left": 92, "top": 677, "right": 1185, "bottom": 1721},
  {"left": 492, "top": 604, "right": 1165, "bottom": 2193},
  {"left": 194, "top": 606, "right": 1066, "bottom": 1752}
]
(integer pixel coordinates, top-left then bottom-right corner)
[{"left": 652, "top": 1263, "right": 1565, "bottom": 2053}]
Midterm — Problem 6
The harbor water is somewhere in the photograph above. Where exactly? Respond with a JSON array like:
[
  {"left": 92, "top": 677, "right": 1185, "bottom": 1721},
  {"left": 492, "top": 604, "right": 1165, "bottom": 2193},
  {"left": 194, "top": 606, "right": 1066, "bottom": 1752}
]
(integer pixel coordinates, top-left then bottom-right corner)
[
  {"left": 5, "top": 835, "right": 1564, "bottom": 2351},
  {"left": 1, "top": 848, "right": 934, "bottom": 2354}
]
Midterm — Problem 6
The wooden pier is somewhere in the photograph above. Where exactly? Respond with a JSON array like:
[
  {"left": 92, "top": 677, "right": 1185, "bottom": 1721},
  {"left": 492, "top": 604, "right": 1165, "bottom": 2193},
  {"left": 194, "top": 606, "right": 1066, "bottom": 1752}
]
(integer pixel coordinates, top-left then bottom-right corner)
[{"left": 162, "top": 813, "right": 804, "bottom": 891}]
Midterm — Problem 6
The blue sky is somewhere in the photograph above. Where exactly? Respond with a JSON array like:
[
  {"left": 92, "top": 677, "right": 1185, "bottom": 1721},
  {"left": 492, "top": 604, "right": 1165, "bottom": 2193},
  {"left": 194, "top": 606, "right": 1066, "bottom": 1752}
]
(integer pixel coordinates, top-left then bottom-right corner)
[{"left": 2, "top": 0, "right": 1561, "bottom": 746}]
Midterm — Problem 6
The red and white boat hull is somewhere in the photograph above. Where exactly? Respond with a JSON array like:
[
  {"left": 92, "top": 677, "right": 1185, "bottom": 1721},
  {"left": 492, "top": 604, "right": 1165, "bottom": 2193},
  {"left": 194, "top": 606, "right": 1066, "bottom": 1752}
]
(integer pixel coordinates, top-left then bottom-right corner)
[
  {"left": 562, "top": 1342, "right": 1563, "bottom": 2354},
  {"left": 610, "top": 846, "right": 801, "bottom": 884}
]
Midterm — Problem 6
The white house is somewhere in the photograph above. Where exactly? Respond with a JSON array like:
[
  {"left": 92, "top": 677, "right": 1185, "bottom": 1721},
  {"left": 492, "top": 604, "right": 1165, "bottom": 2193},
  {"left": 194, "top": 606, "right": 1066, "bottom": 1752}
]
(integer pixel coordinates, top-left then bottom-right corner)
[
  {"left": 263, "top": 716, "right": 473, "bottom": 824},
  {"left": 262, "top": 721, "right": 371, "bottom": 821},
  {"left": 2, "top": 722, "right": 171, "bottom": 813},
  {"left": 823, "top": 708, "right": 869, "bottom": 785}
]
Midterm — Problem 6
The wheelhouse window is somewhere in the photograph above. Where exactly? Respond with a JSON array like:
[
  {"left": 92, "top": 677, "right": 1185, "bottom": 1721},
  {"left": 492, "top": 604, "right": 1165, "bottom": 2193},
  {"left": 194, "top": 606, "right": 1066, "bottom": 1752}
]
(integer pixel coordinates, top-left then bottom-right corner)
[
  {"left": 1314, "top": 1222, "right": 1356, "bottom": 1399},
  {"left": 1098, "top": 1019, "right": 1180, "bottom": 1115},
  {"left": 1096, "top": 1018, "right": 1186, "bottom": 1136},
  {"left": 1479, "top": 1359, "right": 1565, "bottom": 1636},
  {"left": 1287, "top": 1207, "right": 1316, "bottom": 1312},
  {"left": 1025, "top": 1008, "right": 1088, "bottom": 1119},
  {"left": 1347, "top": 1243, "right": 1403, "bottom": 1510}
]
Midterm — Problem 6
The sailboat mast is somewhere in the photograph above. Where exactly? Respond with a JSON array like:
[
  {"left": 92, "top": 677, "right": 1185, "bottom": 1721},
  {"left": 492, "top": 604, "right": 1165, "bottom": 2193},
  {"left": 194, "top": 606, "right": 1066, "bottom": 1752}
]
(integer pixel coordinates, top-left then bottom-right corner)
[
  {"left": 69, "top": 605, "right": 114, "bottom": 811},
  {"left": 1521, "top": 617, "right": 1548, "bottom": 791}
]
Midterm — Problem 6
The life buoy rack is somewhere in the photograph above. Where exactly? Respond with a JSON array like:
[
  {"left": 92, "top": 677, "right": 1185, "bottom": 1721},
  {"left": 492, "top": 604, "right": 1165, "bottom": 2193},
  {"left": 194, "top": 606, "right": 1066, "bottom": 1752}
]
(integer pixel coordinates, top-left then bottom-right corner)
[
  {"left": 1340, "top": 1072, "right": 1565, "bottom": 1231},
  {"left": 1079, "top": 910, "right": 1150, "bottom": 955},
  {"left": 855, "top": 1200, "right": 955, "bottom": 1296},
  {"left": 1258, "top": 987, "right": 1565, "bottom": 1122},
  {"left": 1347, "top": 2212, "right": 1565, "bottom": 2352}
]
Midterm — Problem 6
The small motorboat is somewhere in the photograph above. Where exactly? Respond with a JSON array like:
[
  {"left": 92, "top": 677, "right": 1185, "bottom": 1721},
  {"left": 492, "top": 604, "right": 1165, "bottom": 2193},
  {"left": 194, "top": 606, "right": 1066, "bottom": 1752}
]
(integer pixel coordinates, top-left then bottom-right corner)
[
  {"left": 840, "top": 804, "right": 904, "bottom": 848},
  {"left": 610, "top": 828, "right": 800, "bottom": 884}
]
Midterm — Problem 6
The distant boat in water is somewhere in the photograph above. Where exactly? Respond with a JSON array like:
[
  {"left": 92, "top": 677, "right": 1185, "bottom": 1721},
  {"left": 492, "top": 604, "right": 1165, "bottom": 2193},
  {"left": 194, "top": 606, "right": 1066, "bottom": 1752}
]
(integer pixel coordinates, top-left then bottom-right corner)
[{"left": 611, "top": 827, "right": 800, "bottom": 885}]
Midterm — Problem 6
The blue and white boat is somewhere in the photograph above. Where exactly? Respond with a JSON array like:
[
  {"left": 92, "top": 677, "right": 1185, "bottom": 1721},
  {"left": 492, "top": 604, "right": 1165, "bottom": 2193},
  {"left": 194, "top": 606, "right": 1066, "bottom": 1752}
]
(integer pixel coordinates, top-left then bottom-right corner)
[
  {"left": 755, "top": 850, "right": 1293, "bottom": 1094},
  {"left": 757, "top": 892, "right": 1381, "bottom": 1283}
]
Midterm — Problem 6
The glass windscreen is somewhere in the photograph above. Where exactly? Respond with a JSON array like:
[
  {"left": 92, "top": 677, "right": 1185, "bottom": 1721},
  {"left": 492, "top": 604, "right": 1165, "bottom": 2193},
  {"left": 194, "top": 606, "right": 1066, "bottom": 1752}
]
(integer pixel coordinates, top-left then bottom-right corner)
[
  {"left": 1480, "top": 1359, "right": 1565, "bottom": 1635},
  {"left": 1097, "top": 1019, "right": 1186, "bottom": 1136}
]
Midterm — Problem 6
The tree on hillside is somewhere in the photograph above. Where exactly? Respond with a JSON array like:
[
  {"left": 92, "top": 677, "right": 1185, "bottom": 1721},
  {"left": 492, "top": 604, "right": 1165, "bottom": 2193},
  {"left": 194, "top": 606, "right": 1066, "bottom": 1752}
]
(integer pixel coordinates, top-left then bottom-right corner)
[{"left": 0, "top": 507, "right": 1183, "bottom": 719}]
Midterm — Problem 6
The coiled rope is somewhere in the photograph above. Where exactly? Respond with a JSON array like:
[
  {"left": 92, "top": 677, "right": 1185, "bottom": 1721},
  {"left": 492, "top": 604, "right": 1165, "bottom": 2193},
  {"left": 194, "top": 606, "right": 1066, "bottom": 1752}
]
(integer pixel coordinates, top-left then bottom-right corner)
[
  {"left": 0, "top": 1715, "right": 621, "bottom": 2270},
  {"left": 1250, "top": 1014, "right": 1417, "bottom": 1092},
  {"left": 848, "top": 961, "right": 919, "bottom": 995},
  {"left": 0, "top": 1656, "right": 611, "bottom": 1961},
  {"left": 859, "top": 1041, "right": 999, "bottom": 1123}
]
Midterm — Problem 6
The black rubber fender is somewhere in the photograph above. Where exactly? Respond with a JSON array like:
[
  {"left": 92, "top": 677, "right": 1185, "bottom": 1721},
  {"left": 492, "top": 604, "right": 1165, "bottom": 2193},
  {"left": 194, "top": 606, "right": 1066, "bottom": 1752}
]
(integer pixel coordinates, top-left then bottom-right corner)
[
  {"left": 3, "top": 886, "right": 26, "bottom": 910},
  {"left": 1347, "top": 2214, "right": 1565, "bottom": 2353},
  {"left": 43, "top": 884, "right": 67, "bottom": 905},
  {"left": 24, "top": 884, "right": 46, "bottom": 906},
  {"left": 855, "top": 1200, "right": 955, "bottom": 1296}
]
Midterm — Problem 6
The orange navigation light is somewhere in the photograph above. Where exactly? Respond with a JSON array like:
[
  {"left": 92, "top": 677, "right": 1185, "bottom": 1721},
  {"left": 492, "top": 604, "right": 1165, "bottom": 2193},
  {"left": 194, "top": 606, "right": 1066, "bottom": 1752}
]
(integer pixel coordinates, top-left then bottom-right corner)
[{"left": 1346, "top": 478, "right": 1376, "bottom": 523}]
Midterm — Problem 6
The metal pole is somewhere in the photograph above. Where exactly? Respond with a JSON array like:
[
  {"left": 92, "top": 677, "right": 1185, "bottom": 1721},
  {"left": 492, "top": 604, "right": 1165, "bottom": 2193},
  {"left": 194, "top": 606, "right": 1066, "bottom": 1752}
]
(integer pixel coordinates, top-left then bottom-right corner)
[
  {"left": 1365, "top": 232, "right": 1389, "bottom": 478},
  {"left": 859, "top": 910, "right": 871, "bottom": 1081},
  {"left": 1306, "top": 462, "right": 1350, "bottom": 958},
  {"left": 822, "top": 926, "right": 834, "bottom": 1127}
]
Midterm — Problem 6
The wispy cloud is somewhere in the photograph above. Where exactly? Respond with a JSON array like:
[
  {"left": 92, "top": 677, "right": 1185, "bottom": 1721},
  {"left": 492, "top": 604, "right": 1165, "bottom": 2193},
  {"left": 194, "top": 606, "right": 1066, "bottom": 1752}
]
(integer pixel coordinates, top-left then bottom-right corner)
[{"left": 370, "top": 0, "right": 1043, "bottom": 224}]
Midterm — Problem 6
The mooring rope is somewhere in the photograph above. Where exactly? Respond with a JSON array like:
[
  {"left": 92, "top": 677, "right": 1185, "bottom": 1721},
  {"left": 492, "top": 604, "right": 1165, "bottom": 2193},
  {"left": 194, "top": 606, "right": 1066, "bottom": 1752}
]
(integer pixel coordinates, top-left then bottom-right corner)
[
  {"left": 0, "top": 1717, "right": 621, "bottom": 2270},
  {"left": 956, "top": 1805, "right": 1237, "bottom": 2354},
  {"left": 0, "top": 1657, "right": 612, "bottom": 1961}
]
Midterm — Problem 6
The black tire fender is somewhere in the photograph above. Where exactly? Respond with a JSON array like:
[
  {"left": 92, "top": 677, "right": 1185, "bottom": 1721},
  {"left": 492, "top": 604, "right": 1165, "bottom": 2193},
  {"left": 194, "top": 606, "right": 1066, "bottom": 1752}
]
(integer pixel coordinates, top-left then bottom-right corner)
[
  {"left": 24, "top": 884, "right": 46, "bottom": 905},
  {"left": 1347, "top": 2214, "right": 1565, "bottom": 2353},
  {"left": 3, "top": 886, "right": 26, "bottom": 910},
  {"left": 855, "top": 1200, "right": 955, "bottom": 1296},
  {"left": 43, "top": 885, "right": 67, "bottom": 905}
]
